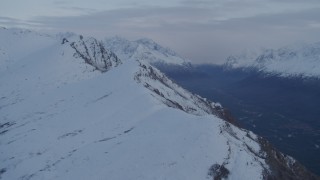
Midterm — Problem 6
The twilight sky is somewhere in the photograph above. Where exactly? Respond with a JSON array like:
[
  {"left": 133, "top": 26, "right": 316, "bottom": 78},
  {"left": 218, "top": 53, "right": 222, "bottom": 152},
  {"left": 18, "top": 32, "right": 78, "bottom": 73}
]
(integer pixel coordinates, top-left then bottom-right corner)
[{"left": 1, "top": 0, "right": 320, "bottom": 64}]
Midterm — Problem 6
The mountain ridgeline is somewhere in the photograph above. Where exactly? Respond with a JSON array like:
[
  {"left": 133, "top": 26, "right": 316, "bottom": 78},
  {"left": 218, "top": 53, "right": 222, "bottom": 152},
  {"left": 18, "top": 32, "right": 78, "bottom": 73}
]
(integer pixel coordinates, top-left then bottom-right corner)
[{"left": 0, "top": 27, "right": 319, "bottom": 180}]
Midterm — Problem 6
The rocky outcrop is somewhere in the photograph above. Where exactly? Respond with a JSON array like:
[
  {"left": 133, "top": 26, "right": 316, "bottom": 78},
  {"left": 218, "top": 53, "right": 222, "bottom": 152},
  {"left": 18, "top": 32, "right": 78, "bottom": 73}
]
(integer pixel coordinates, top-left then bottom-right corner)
[
  {"left": 66, "top": 35, "right": 121, "bottom": 72},
  {"left": 259, "top": 137, "right": 320, "bottom": 180}
]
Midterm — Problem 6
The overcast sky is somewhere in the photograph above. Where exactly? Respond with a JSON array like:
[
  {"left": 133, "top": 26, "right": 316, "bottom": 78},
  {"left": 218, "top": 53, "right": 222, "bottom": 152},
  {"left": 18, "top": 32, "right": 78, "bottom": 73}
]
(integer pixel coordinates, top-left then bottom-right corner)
[{"left": 1, "top": 0, "right": 320, "bottom": 64}]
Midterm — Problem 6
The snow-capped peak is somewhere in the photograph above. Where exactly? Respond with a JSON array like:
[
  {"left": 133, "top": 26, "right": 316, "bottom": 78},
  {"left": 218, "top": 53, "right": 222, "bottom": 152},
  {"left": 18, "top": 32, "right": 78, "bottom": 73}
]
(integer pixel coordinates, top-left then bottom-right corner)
[
  {"left": 104, "top": 36, "right": 190, "bottom": 66},
  {"left": 135, "top": 38, "right": 177, "bottom": 57},
  {"left": 225, "top": 42, "right": 320, "bottom": 78}
]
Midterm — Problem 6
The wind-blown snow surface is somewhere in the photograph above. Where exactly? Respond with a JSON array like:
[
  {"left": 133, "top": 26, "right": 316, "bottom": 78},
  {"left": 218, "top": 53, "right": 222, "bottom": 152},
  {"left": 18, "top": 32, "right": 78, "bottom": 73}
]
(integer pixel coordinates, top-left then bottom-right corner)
[
  {"left": 0, "top": 28, "right": 287, "bottom": 180},
  {"left": 225, "top": 42, "right": 320, "bottom": 78}
]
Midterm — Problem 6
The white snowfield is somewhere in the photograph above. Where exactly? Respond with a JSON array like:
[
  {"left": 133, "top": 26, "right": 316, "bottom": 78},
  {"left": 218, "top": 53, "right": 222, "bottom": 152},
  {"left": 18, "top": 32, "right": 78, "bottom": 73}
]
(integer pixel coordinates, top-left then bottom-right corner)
[
  {"left": 1, "top": 27, "right": 270, "bottom": 180},
  {"left": 225, "top": 42, "right": 320, "bottom": 78}
]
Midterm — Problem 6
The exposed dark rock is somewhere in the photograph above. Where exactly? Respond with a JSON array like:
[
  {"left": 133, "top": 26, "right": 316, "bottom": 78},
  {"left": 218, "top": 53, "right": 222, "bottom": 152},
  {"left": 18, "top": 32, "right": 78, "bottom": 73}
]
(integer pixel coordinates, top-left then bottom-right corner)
[
  {"left": 208, "top": 164, "right": 230, "bottom": 180},
  {"left": 123, "top": 127, "right": 134, "bottom": 134},
  {"left": 61, "top": 38, "right": 69, "bottom": 44},
  {"left": 0, "top": 168, "right": 6, "bottom": 179},
  {"left": 68, "top": 36, "right": 121, "bottom": 72},
  {"left": 259, "top": 137, "right": 320, "bottom": 180}
]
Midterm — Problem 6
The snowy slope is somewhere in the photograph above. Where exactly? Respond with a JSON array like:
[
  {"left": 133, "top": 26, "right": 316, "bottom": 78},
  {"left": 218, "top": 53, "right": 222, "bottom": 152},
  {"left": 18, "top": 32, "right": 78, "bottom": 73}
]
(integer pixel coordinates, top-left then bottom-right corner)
[
  {"left": 104, "top": 36, "right": 190, "bottom": 66},
  {"left": 225, "top": 42, "right": 320, "bottom": 78},
  {"left": 0, "top": 28, "right": 318, "bottom": 180}
]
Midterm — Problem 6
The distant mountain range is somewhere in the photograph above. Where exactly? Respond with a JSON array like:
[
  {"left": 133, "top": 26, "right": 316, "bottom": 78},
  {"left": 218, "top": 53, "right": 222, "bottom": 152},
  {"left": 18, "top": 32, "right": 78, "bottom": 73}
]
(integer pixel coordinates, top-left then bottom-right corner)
[{"left": 225, "top": 42, "right": 320, "bottom": 79}]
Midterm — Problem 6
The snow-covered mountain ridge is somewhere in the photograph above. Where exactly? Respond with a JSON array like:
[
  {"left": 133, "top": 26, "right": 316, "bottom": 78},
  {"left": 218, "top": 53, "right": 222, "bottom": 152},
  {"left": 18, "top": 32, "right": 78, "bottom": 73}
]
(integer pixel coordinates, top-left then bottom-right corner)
[
  {"left": 225, "top": 42, "right": 320, "bottom": 78},
  {"left": 0, "top": 27, "right": 318, "bottom": 180},
  {"left": 104, "top": 36, "right": 191, "bottom": 66}
]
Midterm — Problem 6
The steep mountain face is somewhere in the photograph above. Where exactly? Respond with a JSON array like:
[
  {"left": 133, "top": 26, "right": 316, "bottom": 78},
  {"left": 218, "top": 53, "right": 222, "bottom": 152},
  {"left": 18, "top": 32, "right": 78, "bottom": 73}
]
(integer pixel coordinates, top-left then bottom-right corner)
[
  {"left": 63, "top": 35, "right": 121, "bottom": 72},
  {"left": 0, "top": 27, "right": 318, "bottom": 180},
  {"left": 225, "top": 42, "right": 320, "bottom": 78}
]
